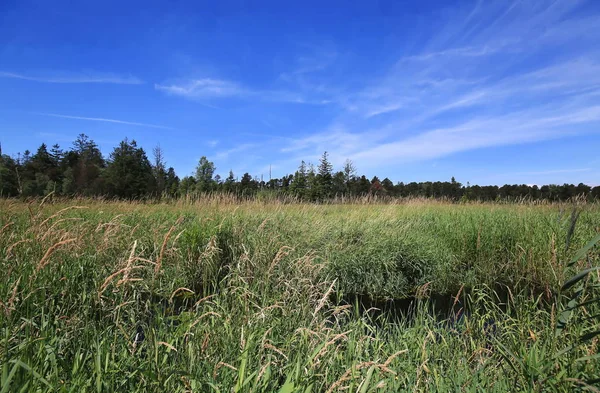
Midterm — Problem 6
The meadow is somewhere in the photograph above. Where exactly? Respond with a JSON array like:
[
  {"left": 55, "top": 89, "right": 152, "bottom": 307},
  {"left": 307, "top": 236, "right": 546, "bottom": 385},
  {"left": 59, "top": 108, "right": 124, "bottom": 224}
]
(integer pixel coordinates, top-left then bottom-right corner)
[{"left": 1, "top": 197, "right": 599, "bottom": 392}]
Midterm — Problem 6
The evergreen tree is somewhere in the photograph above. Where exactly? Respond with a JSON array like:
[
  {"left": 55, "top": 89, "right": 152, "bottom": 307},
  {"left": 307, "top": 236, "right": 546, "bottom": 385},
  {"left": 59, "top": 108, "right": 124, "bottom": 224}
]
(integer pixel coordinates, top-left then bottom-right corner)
[
  {"left": 343, "top": 159, "right": 356, "bottom": 184},
  {"left": 195, "top": 156, "right": 216, "bottom": 192},
  {"left": 0, "top": 153, "right": 19, "bottom": 196},
  {"left": 31, "top": 143, "right": 59, "bottom": 195},
  {"left": 151, "top": 145, "right": 168, "bottom": 196},
  {"left": 2, "top": 133, "right": 598, "bottom": 202},
  {"left": 179, "top": 176, "right": 196, "bottom": 196},
  {"left": 356, "top": 175, "right": 371, "bottom": 195},
  {"left": 69, "top": 134, "right": 105, "bottom": 195},
  {"left": 290, "top": 161, "right": 308, "bottom": 198},
  {"left": 165, "top": 167, "right": 180, "bottom": 197},
  {"left": 381, "top": 178, "right": 394, "bottom": 194},
  {"left": 222, "top": 170, "right": 235, "bottom": 193},
  {"left": 317, "top": 151, "right": 333, "bottom": 198},
  {"left": 332, "top": 171, "right": 346, "bottom": 196},
  {"left": 104, "top": 139, "right": 155, "bottom": 198},
  {"left": 306, "top": 163, "right": 319, "bottom": 201},
  {"left": 50, "top": 144, "right": 63, "bottom": 166}
]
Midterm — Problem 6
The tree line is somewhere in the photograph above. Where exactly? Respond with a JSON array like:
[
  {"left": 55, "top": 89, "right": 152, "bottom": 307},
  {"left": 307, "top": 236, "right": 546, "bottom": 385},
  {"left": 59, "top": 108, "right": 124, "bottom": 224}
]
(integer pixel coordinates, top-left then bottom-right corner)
[{"left": 1, "top": 134, "right": 599, "bottom": 202}]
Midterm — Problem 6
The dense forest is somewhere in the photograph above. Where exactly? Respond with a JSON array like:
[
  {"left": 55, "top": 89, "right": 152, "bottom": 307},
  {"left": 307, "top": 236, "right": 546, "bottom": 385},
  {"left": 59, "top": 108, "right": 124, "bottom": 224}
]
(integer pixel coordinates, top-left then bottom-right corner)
[{"left": 0, "top": 134, "right": 598, "bottom": 201}]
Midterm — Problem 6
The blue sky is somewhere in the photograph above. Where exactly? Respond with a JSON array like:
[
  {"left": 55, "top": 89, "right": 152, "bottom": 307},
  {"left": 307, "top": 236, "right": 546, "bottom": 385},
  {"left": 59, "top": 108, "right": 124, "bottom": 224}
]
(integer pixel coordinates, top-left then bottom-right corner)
[{"left": 1, "top": 0, "right": 599, "bottom": 186}]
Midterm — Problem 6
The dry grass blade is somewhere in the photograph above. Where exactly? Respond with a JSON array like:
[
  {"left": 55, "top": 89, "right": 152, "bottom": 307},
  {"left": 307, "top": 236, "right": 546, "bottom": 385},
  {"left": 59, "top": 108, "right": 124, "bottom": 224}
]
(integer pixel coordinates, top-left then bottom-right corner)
[
  {"left": 157, "top": 341, "right": 178, "bottom": 352},
  {"left": 0, "top": 221, "right": 14, "bottom": 235},
  {"left": 3, "top": 276, "right": 22, "bottom": 317},
  {"left": 122, "top": 240, "right": 138, "bottom": 282},
  {"left": 326, "top": 359, "right": 397, "bottom": 393},
  {"left": 6, "top": 239, "right": 32, "bottom": 257},
  {"left": 313, "top": 279, "right": 337, "bottom": 318},
  {"left": 452, "top": 284, "right": 464, "bottom": 309},
  {"left": 40, "top": 217, "right": 84, "bottom": 241},
  {"left": 263, "top": 342, "right": 288, "bottom": 360},
  {"left": 313, "top": 330, "right": 352, "bottom": 364},
  {"left": 155, "top": 217, "right": 183, "bottom": 274},
  {"left": 38, "top": 206, "right": 88, "bottom": 228},
  {"left": 187, "top": 312, "right": 222, "bottom": 333},
  {"left": 383, "top": 349, "right": 408, "bottom": 366},
  {"left": 565, "top": 378, "right": 600, "bottom": 393},
  {"left": 193, "top": 294, "right": 216, "bottom": 308},
  {"left": 256, "top": 361, "right": 272, "bottom": 383},
  {"left": 170, "top": 287, "right": 194, "bottom": 302},
  {"left": 35, "top": 238, "right": 77, "bottom": 273},
  {"left": 268, "top": 246, "right": 294, "bottom": 275},
  {"left": 213, "top": 362, "right": 237, "bottom": 379},
  {"left": 38, "top": 191, "right": 55, "bottom": 208},
  {"left": 98, "top": 266, "right": 144, "bottom": 298}
]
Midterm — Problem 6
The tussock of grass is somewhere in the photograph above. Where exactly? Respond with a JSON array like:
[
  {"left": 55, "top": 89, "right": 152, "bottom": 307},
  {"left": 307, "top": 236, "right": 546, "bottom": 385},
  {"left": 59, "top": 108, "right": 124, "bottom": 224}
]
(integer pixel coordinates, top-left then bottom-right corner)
[{"left": 0, "top": 198, "right": 599, "bottom": 392}]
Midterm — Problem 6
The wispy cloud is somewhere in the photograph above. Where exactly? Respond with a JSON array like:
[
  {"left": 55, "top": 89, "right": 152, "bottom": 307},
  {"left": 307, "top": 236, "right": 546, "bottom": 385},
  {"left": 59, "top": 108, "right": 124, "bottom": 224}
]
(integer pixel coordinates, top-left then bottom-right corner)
[
  {"left": 279, "top": 47, "right": 338, "bottom": 78},
  {"left": 215, "top": 143, "right": 257, "bottom": 160},
  {"left": 155, "top": 79, "right": 244, "bottom": 98},
  {"left": 350, "top": 106, "right": 600, "bottom": 168},
  {"left": 404, "top": 44, "right": 504, "bottom": 62},
  {"left": 258, "top": 0, "right": 600, "bottom": 176},
  {"left": 511, "top": 168, "right": 592, "bottom": 176},
  {"left": 34, "top": 113, "right": 174, "bottom": 130},
  {"left": 0, "top": 70, "right": 143, "bottom": 84},
  {"left": 155, "top": 78, "right": 332, "bottom": 105}
]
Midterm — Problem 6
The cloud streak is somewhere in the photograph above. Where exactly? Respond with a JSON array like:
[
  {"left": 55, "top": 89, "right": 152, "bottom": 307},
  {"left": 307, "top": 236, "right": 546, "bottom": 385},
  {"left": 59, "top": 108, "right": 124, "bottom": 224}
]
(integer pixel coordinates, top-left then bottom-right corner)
[
  {"left": 0, "top": 70, "right": 143, "bottom": 84},
  {"left": 34, "top": 113, "right": 174, "bottom": 130},
  {"left": 256, "top": 0, "right": 600, "bottom": 177},
  {"left": 155, "top": 79, "right": 244, "bottom": 98},
  {"left": 155, "top": 78, "right": 331, "bottom": 105},
  {"left": 511, "top": 168, "right": 592, "bottom": 176}
]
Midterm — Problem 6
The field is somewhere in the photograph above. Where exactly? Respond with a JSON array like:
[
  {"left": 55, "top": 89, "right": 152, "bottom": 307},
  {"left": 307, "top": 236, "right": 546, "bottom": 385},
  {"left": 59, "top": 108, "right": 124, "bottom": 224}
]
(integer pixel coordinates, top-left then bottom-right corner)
[{"left": 1, "top": 198, "right": 600, "bottom": 392}]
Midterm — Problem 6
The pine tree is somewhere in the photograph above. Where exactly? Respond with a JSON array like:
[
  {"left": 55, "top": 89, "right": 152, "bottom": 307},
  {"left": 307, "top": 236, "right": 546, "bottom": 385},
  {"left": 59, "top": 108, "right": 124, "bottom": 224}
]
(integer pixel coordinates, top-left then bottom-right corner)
[
  {"left": 178, "top": 176, "right": 196, "bottom": 196},
  {"left": 224, "top": 170, "right": 235, "bottom": 192},
  {"left": 342, "top": 159, "right": 356, "bottom": 183},
  {"left": 152, "top": 145, "right": 167, "bottom": 196},
  {"left": 290, "top": 160, "right": 308, "bottom": 198},
  {"left": 104, "top": 139, "right": 155, "bottom": 198},
  {"left": 317, "top": 151, "right": 333, "bottom": 198},
  {"left": 0, "top": 153, "right": 19, "bottom": 196},
  {"left": 69, "top": 134, "right": 105, "bottom": 195},
  {"left": 165, "top": 167, "right": 180, "bottom": 197},
  {"left": 195, "top": 156, "right": 216, "bottom": 192}
]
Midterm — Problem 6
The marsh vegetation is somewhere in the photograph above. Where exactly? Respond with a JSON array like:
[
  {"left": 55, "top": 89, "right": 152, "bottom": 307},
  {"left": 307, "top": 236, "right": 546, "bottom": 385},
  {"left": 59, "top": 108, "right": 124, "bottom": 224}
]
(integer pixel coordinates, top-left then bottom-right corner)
[{"left": 1, "top": 198, "right": 599, "bottom": 392}]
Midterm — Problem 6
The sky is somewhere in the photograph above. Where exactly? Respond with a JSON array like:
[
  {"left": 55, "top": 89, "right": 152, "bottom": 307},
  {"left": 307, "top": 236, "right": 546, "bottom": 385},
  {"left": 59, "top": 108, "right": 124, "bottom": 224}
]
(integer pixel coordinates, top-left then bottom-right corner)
[{"left": 1, "top": 0, "right": 599, "bottom": 186}]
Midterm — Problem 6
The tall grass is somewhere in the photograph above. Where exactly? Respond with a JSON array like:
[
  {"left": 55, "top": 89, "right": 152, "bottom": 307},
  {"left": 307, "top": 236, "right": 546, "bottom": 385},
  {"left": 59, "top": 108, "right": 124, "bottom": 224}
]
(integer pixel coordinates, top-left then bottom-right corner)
[{"left": 0, "top": 198, "right": 599, "bottom": 392}]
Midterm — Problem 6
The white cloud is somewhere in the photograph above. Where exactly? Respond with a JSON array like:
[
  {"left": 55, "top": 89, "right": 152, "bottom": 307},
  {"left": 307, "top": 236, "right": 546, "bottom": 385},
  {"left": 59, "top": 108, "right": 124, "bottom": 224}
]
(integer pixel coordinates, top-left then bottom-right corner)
[
  {"left": 34, "top": 113, "right": 174, "bottom": 130},
  {"left": 279, "top": 48, "right": 338, "bottom": 79},
  {"left": 260, "top": 0, "right": 600, "bottom": 175},
  {"left": 513, "top": 168, "right": 591, "bottom": 176},
  {"left": 154, "top": 1, "right": 600, "bottom": 183},
  {"left": 0, "top": 70, "right": 143, "bottom": 84},
  {"left": 215, "top": 143, "right": 257, "bottom": 160},
  {"left": 265, "top": 93, "right": 600, "bottom": 175},
  {"left": 404, "top": 45, "right": 503, "bottom": 62},
  {"left": 155, "top": 77, "right": 334, "bottom": 106},
  {"left": 155, "top": 79, "right": 245, "bottom": 98}
]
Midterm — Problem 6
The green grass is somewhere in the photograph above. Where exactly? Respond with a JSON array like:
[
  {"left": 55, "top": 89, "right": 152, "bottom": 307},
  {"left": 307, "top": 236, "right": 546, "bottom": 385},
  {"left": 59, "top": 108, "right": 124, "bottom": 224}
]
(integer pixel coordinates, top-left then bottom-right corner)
[{"left": 1, "top": 198, "right": 599, "bottom": 392}]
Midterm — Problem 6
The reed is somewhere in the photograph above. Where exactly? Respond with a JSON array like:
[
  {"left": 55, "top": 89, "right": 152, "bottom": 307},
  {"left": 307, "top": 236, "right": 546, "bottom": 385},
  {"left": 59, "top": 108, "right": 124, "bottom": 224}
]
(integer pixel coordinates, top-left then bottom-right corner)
[{"left": 0, "top": 198, "right": 598, "bottom": 392}]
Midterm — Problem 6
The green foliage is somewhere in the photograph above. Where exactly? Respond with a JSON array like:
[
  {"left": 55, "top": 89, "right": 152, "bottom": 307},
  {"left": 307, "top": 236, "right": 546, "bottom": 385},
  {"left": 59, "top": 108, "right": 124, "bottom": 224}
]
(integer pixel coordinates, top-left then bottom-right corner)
[
  {"left": 104, "top": 139, "right": 155, "bottom": 198},
  {"left": 2, "top": 134, "right": 599, "bottom": 201},
  {"left": 1, "top": 200, "right": 599, "bottom": 392},
  {"left": 195, "top": 156, "right": 216, "bottom": 192},
  {"left": 0, "top": 154, "right": 19, "bottom": 196}
]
